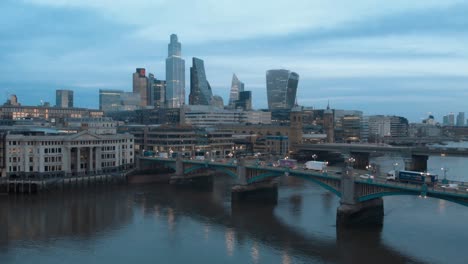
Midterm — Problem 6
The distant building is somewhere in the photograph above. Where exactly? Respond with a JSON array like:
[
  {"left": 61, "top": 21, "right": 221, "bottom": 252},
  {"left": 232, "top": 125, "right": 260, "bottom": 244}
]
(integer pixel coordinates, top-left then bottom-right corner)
[
  {"left": 147, "top": 73, "right": 166, "bottom": 108},
  {"left": 120, "top": 92, "right": 141, "bottom": 111},
  {"left": 133, "top": 68, "right": 148, "bottom": 107},
  {"left": 367, "top": 115, "right": 408, "bottom": 141},
  {"left": 323, "top": 104, "right": 334, "bottom": 143},
  {"left": 99, "top": 89, "right": 123, "bottom": 112},
  {"left": 165, "top": 34, "right": 185, "bottom": 108},
  {"left": 266, "top": 69, "right": 299, "bottom": 111},
  {"left": 183, "top": 105, "right": 271, "bottom": 128},
  {"left": 63, "top": 117, "right": 117, "bottom": 135},
  {"left": 0, "top": 105, "right": 103, "bottom": 124},
  {"left": 4, "top": 94, "right": 20, "bottom": 106},
  {"left": 235, "top": 91, "right": 252, "bottom": 111},
  {"left": 118, "top": 125, "right": 234, "bottom": 158},
  {"left": 211, "top": 95, "right": 224, "bottom": 108},
  {"left": 189, "top": 57, "right": 213, "bottom": 105},
  {"left": 456, "top": 112, "right": 465, "bottom": 126},
  {"left": 228, "top": 74, "right": 245, "bottom": 108},
  {"left": 442, "top": 113, "right": 456, "bottom": 126},
  {"left": 55, "top": 90, "right": 74, "bottom": 108}
]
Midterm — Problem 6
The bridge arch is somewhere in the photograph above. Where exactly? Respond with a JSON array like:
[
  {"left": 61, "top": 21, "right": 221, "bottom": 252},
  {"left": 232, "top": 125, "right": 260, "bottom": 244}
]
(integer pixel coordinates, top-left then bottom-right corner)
[
  {"left": 358, "top": 192, "right": 468, "bottom": 207},
  {"left": 184, "top": 165, "right": 238, "bottom": 179},
  {"left": 247, "top": 171, "right": 342, "bottom": 198},
  {"left": 290, "top": 173, "right": 342, "bottom": 197}
]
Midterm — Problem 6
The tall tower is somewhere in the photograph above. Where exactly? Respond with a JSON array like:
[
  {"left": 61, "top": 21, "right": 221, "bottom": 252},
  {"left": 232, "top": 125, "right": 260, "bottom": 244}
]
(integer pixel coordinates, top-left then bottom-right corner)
[
  {"left": 56, "top": 89, "right": 74, "bottom": 108},
  {"left": 165, "top": 34, "right": 185, "bottom": 108},
  {"left": 228, "top": 74, "right": 244, "bottom": 108},
  {"left": 189, "top": 57, "right": 213, "bottom": 105},
  {"left": 266, "top": 69, "right": 299, "bottom": 111},
  {"left": 323, "top": 102, "right": 335, "bottom": 143},
  {"left": 289, "top": 106, "right": 303, "bottom": 152},
  {"left": 133, "top": 68, "right": 148, "bottom": 107}
]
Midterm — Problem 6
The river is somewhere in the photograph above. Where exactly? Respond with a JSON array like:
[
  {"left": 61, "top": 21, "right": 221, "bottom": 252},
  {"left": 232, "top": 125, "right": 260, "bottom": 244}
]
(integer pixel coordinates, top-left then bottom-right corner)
[
  {"left": 370, "top": 141, "right": 468, "bottom": 182},
  {"left": 1, "top": 175, "right": 467, "bottom": 264}
]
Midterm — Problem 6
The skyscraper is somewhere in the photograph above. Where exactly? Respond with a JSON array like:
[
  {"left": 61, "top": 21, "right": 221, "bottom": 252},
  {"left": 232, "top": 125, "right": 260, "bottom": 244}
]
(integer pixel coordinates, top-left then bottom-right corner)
[
  {"left": 235, "top": 91, "right": 252, "bottom": 111},
  {"left": 147, "top": 73, "right": 166, "bottom": 108},
  {"left": 228, "top": 74, "right": 244, "bottom": 108},
  {"left": 189, "top": 57, "right": 213, "bottom": 105},
  {"left": 456, "top": 112, "right": 465, "bottom": 126},
  {"left": 165, "top": 34, "right": 185, "bottom": 108},
  {"left": 133, "top": 68, "right": 148, "bottom": 107},
  {"left": 266, "top": 69, "right": 299, "bottom": 111},
  {"left": 56, "top": 89, "right": 74, "bottom": 108}
]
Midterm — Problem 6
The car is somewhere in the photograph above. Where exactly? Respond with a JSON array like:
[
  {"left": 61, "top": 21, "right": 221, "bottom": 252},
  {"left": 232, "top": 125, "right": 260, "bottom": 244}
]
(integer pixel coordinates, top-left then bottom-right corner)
[
  {"left": 359, "top": 174, "right": 374, "bottom": 179},
  {"left": 441, "top": 184, "right": 458, "bottom": 189}
]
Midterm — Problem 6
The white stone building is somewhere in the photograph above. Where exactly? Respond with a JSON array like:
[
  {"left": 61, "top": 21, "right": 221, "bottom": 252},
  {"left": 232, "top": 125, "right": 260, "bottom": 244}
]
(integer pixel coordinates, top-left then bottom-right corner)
[{"left": 2, "top": 131, "right": 134, "bottom": 178}]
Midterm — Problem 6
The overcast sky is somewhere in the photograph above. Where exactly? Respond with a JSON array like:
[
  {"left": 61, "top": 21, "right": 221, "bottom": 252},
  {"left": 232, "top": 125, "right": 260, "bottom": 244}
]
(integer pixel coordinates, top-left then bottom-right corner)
[{"left": 1, "top": 0, "right": 468, "bottom": 122}]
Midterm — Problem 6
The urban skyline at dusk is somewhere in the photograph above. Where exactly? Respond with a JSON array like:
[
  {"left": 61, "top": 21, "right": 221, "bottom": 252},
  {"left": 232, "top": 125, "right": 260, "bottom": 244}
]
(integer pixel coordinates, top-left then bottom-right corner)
[{"left": 1, "top": 0, "right": 468, "bottom": 122}]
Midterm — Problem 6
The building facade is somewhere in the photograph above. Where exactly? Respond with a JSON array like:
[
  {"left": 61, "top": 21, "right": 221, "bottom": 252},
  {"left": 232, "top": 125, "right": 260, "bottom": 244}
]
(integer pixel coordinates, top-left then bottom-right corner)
[
  {"left": 228, "top": 74, "right": 245, "bottom": 108},
  {"left": 133, "top": 68, "right": 148, "bottom": 107},
  {"left": 266, "top": 69, "right": 299, "bottom": 110},
  {"left": 1, "top": 131, "right": 134, "bottom": 178},
  {"left": 0, "top": 105, "right": 103, "bottom": 124},
  {"left": 99, "top": 89, "right": 123, "bottom": 112},
  {"left": 56, "top": 90, "right": 74, "bottom": 108},
  {"left": 189, "top": 57, "right": 213, "bottom": 106},
  {"left": 165, "top": 34, "right": 185, "bottom": 108},
  {"left": 147, "top": 73, "right": 166, "bottom": 108},
  {"left": 235, "top": 91, "right": 252, "bottom": 111}
]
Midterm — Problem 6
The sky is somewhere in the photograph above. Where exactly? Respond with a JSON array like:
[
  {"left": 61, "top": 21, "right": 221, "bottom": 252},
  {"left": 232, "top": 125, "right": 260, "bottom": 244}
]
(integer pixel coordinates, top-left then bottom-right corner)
[{"left": 1, "top": 0, "right": 468, "bottom": 122}]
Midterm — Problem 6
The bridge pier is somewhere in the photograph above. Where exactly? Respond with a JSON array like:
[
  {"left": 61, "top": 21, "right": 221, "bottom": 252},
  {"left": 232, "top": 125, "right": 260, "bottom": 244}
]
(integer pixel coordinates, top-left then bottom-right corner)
[
  {"left": 231, "top": 181, "right": 278, "bottom": 204},
  {"left": 336, "top": 198, "right": 384, "bottom": 227},
  {"left": 231, "top": 159, "right": 278, "bottom": 204},
  {"left": 336, "top": 166, "right": 384, "bottom": 227},
  {"left": 170, "top": 156, "right": 214, "bottom": 189}
]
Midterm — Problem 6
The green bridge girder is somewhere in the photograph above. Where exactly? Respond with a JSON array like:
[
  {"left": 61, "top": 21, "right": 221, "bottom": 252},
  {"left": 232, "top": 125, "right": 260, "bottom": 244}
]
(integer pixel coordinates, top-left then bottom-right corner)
[{"left": 142, "top": 157, "right": 468, "bottom": 207}]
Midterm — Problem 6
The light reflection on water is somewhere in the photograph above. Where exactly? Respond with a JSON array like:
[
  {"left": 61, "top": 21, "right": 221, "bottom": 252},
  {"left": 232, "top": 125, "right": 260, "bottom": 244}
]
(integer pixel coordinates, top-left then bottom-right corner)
[{"left": 0, "top": 171, "right": 467, "bottom": 264}]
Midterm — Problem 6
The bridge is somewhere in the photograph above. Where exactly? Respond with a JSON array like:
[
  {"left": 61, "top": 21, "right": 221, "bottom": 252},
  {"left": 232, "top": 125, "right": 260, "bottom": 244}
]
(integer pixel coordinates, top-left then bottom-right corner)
[
  {"left": 139, "top": 156, "right": 468, "bottom": 227},
  {"left": 296, "top": 143, "right": 468, "bottom": 171}
]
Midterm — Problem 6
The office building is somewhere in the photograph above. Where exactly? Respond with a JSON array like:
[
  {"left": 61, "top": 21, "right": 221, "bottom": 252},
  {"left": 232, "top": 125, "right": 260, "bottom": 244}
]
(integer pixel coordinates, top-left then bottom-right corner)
[
  {"left": 99, "top": 89, "right": 123, "bottom": 112},
  {"left": 228, "top": 74, "right": 245, "bottom": 108},
  {"left": 456, "top": 112, "right": 465, "bottom": 126},
  {"left": 133, "top": 68, "right": 148, "bottom": 107},
  {"left": 189, "top": 57, "right": 213, "bottom": 105},
  {"left": 56, "top": 90, "right": 74, "bottom": 108},
  {"left": 235, "top": 91, "right": 252, "bottom": 111},
  {"left": 266, "top": 69, "right": 299, "bottom": 110},
  {"left": 165, "top": 34, "right": 185, "bottom": 108},
  {"left": 148, "top": 73, "right": 166, "bottom": 108}
]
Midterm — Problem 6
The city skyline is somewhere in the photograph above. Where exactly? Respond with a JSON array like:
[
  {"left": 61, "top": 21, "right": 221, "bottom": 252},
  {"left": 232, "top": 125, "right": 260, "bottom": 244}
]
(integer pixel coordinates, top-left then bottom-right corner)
[{"left": 1, "top": 1, "right": 468, "bottom": 121}]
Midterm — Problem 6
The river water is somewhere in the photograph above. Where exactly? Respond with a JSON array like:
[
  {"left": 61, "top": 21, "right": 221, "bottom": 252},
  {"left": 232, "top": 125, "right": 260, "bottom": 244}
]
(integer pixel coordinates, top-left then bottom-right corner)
[
  {"left": 370, "top": 141, "right": 468, "bottom": 182},
  {"left": 1, "top": 174, "right": 467, "bottom": 264}
]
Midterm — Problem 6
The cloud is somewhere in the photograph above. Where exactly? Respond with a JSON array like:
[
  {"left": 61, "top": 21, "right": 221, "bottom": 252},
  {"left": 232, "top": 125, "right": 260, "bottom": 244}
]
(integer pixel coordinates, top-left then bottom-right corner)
[{"left": 23, "top": 0, "right": 467, "bottom": 43}]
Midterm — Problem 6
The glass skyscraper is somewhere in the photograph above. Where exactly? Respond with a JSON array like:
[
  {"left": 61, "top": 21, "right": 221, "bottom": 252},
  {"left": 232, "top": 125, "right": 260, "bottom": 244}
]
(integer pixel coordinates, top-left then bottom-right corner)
[
  {"left": 228, "top": 74, "right": 244, "bottom": 108},
  {"left": 165, "top": 34, "right": 185, "bottom": 108},
  {"left": 99, "top": 89, "right": 123, "bottom": 112},
  {"left": 266, "top": 69, "right": 299, "bottom": 110},
  {"left": 189, "top": 57, "right": 213, "bottom": 106}
]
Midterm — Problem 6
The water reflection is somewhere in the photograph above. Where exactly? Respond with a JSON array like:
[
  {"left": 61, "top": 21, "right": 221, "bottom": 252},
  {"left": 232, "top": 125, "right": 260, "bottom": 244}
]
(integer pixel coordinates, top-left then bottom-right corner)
[
  {"left": 0, "top": 187, "right": 132, "bottom": 248},
  {"left": 0, "top": 177, "right": 451, "bottom": 264}
]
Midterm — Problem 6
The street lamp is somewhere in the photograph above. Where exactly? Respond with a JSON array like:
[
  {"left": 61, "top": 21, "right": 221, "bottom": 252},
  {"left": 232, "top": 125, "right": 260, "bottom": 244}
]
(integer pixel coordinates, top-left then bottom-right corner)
[
  {"left": 312, "top": 154, "right": 317, "bottom": 161},
  {"left": 393, "top": 162, "right": 399, "bottom": 172},
  {"left": 441, "top": 167, "right": 449, "bottom": 184}
]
